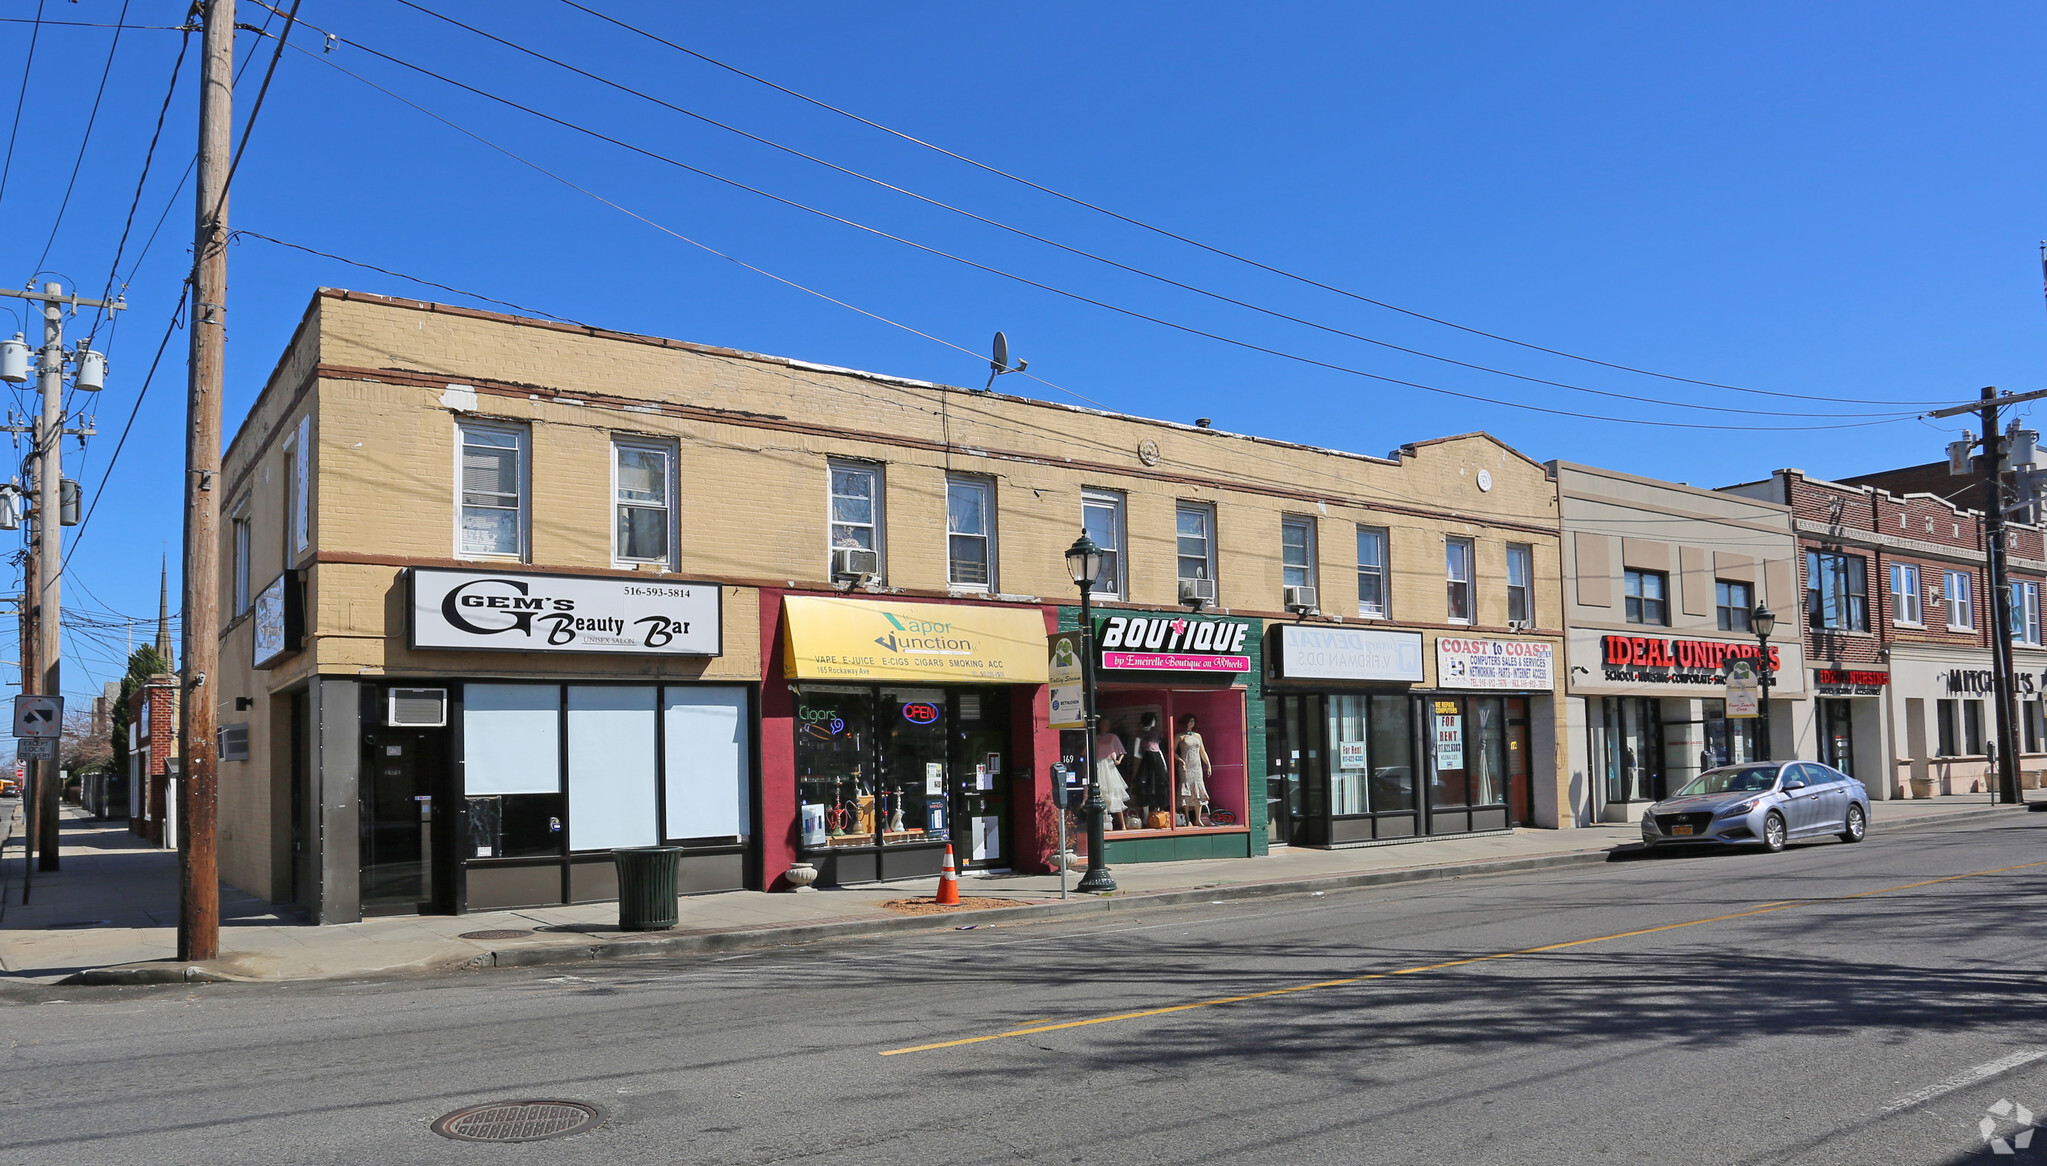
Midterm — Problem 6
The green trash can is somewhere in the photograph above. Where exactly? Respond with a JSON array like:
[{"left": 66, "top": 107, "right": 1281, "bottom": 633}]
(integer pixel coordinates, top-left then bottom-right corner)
[{"left": 612, "top": 846, "right": 684, "bottom": 931}]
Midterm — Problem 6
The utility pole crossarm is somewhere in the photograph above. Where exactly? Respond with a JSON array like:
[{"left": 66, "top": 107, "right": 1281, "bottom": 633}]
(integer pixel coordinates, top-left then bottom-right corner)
[
  {"left": 0, "top": 288, "right": 125, "bottom": 312},
  {"left": 1929, "top": 386, "right": 2047, "bottom": 420}
]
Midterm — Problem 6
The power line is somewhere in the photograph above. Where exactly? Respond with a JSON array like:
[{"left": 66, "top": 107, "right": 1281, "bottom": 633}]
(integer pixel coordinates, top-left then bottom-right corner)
[
  {"left": 291, "top": 39, "right": 1905, "bottom": 435},
  {"left": 90, "top": 25, "right": 195, "bottom": 341},
  {"left": 60, "top": 286, "right": 187, "bottom": 572},
  {"left": 555, "top": 0, "right": 1950, "bottom": 410},
  {"left": 228, "top": 229, "right": 575, "bottom": 320},
  {"left": 35, "top": 0, "right": 133, "bottom": 276},
  {"left": 210, "top": 0, "right": 302, "bottom": 225},
  {"left": 384, "top": 0, "right": 1909, "bottom": 422},
  {"left": 0, "top": 0, "right": 46, "bottom": 217}
]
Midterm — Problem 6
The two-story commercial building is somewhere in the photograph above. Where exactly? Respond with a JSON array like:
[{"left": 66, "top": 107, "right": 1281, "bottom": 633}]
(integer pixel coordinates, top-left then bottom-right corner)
[{"left": 213, "top": 289, "right": 1574, "bottom": 923}]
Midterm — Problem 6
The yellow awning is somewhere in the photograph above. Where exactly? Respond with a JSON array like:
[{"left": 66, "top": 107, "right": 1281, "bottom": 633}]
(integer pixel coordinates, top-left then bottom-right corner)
[{"left": 782, "top": 596, "right": 1050, "bottom": 684}]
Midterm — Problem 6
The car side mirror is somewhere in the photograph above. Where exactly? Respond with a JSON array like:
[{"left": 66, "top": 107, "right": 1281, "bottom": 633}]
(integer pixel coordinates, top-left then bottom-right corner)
[{"left": 1781, "top": 779, "right": 1806, "bottom": 791}]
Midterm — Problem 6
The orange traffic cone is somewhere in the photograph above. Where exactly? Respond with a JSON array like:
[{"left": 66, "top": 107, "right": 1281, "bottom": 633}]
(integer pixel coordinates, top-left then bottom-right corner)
[{"left": 935, "top": 844, "right": 961, "bottom": 905}]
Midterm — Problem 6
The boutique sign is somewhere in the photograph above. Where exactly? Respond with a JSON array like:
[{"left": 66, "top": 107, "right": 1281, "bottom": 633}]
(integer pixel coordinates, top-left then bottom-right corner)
[
  {"left": 410, "top": 567, "right": 722, "bottom": 656},
  {"left": 1095, "top": 614, "right": 1252, "bottom": 675}
]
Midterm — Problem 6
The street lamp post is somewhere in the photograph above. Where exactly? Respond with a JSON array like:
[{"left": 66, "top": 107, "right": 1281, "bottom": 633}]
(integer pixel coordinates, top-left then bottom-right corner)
[
  {"left": 1066, "top": 533, "right": 1116, "bottom": 894},
  {"left": 1752, "top": 604, "right": 1776, "bottom": 760}
]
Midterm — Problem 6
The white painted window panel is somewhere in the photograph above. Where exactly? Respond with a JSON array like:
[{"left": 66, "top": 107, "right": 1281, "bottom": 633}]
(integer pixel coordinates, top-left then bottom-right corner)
[
  {"left": 567, "top": 686, "right": 658, "bottom": 851},
  {"left": 663, "top": 687, "right": 750, "bottom": 839},
  {"left": 463, "top": 684, "right": 561, "bottom": 795}
]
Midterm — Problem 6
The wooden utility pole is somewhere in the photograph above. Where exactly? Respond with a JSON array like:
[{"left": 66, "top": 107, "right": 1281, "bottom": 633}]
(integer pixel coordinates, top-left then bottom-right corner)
[
  {"left": 178, "top": 0, "right": 233, "bottom": 963},
  {"left": 17, "top": 541, "right": 34, "bottom": 902}
]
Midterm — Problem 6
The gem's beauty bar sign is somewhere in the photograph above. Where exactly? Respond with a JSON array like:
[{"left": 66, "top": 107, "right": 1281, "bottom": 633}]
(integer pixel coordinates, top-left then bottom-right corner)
[
  {"left": 1097, "top": 614, "right": 1251, "bottom": 673},
  {"left": 410, "top": 568, "right": 721, "bottom": 655}
]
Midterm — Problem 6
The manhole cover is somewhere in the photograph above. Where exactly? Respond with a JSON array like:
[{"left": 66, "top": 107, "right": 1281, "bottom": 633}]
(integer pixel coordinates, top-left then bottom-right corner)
[
  {"left": 431, "top": 1100, "right": 601, "bottom": 1143},
  {"left": 458, "top": 929, "right": 533, "bottom": 941}
]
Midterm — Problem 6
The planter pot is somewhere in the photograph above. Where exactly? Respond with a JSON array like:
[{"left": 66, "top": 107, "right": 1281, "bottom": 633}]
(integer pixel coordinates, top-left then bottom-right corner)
[
  {"left": 1909, "top": 777, "right": 1938, "bottom": 800},
  {"left": 1057, "top": 850, "right": 1082, "bottom": 873},
  {"left": 784, "top": 861, "right": 820, "bottom": 893}
]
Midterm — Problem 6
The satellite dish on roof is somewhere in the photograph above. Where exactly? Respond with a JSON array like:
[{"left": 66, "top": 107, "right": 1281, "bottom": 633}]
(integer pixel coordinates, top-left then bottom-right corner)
[{"left": 983, "top": 331, "right": 1026, "bottom": 391}]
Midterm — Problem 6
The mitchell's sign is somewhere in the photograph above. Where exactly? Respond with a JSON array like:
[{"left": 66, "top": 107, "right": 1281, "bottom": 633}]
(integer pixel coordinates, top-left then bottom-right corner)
[
  {"left": 1096, "top": 614, "right": 1252, "bottom": 674},
  {"left": 410, "top": 568, "right": 721, "bottom": 655}
]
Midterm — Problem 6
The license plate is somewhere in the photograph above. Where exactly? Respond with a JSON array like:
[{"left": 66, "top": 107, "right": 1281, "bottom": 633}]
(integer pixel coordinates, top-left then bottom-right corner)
[{"left": 1672, "top": 824, "right": 1694, "bottom": 836}]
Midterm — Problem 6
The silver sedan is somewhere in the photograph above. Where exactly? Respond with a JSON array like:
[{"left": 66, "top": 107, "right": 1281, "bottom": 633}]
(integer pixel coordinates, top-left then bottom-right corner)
[{"left": 1640, "top": 761, "right": 1871, "bottom": 853}]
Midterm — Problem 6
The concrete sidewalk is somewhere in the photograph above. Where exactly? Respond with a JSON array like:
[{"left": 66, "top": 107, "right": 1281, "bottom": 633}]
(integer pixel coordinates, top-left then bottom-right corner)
[{"left": 2, "top": 793, "right": 2033, "bottom": 987}]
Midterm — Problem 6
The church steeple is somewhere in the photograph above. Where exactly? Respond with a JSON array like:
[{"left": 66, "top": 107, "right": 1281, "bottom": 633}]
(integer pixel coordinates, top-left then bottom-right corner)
[{"left": 154, "top": 556, "right": 172, "bottom": 664}]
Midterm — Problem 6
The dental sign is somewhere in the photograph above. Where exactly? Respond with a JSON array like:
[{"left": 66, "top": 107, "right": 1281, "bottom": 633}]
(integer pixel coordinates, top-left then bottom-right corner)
[
  {"left": 1096, "top": 614, "right": 1252, "bottom": 674},
  {"left": 410, "top": 568, "right": 721, "bottom": 656}
]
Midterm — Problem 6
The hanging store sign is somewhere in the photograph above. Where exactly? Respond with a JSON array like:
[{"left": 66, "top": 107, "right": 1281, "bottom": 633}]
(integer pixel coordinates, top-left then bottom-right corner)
[
  {"left": 1048, "top": 630, "right": 1085, "bottom": 730},
  {"left": 411, "top": 568, "right": 722, "bottom": 656},
  {"left": 1725, "top": 659, "right": 1761, "bottom": 718},
  {"left": 782, "top": 595, "right": 1048, "bottom": 683},
  {"left": 1095, "top": 614, "right": 1252, "bottom": 675},
  {"left": 252, "top": 570, "right": 305, "bottom": 669},
  {"left": 1436, "top": 637, "right": 1555, "bottom": 690},
  {"left": 1273, "top": 625, "right": 1424, "bottom": 682},
  {"left": 1599, "top": 634, "right": 1780, "bottom": 685}
]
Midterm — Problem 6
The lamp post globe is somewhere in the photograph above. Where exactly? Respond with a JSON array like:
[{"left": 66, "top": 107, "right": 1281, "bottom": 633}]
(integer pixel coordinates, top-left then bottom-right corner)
[
  {"left": 1751, "top": 603, "right": 1775, "bottom": 760},
  {"left": 1065, "top": 531, "right": 1116, "bottom": 893}
]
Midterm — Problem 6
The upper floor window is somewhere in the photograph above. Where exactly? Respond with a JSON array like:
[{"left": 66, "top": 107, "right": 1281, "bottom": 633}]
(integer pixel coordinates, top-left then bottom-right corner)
[
  {"left": 1890, "top": 563, "right": 1922, "bottom": 626},
  {"left": 231, "top": 498, "right": 252, "bottom": 615},
  {"left": 1281, "top": 516, "right": 1316, "bottom": 599},
  {"left": 2012, "top": 581, "right": 2042, "bottom": 646},
  {"left": 1177, "top": 502, "right": 1217, "bottom": 594},
  {"left": 946, "top": 476, "right": 995, "bottom": 591},
  {"left": 1716, "top": 580, "right": 1752, "bottom": 632},
  {"left": 1445, "top": 537, "right": 1474, "bottom": 624},
  {"left": 1946, "top": 569, "right": 1974, "bottom": 629},
  {"left": 828, "top": 461, "right": 883, "bottom": 581},
  {"left": 613, "top": 439, "right": 674, "bottom": 565},
  {"left": 457, "top": 420, "right": 526, "bottom": 559},
  {"left": 1624, "top": 569, "right": 1668, "bottom": 626},
  {"left": 1806, "top": 551, "right": 1868, "bottom": 631},
  {"left": 1082, "top": 489, "right": 1125, "bottom": 599},
  {"left": 1506, "top": 543, "right": 1533, "bottom": 626},
  {"left": 284, "top": 414, "right": 310, "bottom": 558},
  {"left": 1356, "top": 526, "right": 1389, "bottom": 619}
]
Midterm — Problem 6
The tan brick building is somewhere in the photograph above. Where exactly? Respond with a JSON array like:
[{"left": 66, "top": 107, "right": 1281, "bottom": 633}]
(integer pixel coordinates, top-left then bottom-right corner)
[{"left": 216, "top": 290, "right": 1572, "bottom": 922}]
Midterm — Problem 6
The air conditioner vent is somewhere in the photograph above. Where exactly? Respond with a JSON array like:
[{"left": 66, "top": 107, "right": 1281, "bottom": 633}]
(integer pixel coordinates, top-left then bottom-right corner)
[
  {"left": 388, "top": 688, "right": 448, "bottom": 728},
  {"left": 217, "top": 722, "right": 250, "bottom": 762},
  {"left": 1284, "top": 585, "right": 1319, "bottom": 611},
  {"left": 1178, "top": 578, "right": 1216, "bottom": 605},
  {"left": 831, "top": 547, "right": 879, "bottom": 581}
]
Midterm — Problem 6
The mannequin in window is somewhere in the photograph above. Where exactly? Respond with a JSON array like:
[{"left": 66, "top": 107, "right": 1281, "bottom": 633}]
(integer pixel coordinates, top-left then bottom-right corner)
[
  {"left": 1131, "top": 712, "right": 1171, "bottom": 825},
  {"left": 1175, "top": 713, "right": 1214, "bottom": 826},
  {"left": 1095, "top": 728, "right": 1131, "bottom": 830}
]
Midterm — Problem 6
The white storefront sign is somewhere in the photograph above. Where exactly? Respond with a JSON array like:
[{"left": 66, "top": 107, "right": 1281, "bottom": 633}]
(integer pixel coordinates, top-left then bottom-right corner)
[
  {"left": 1435, "top": 637, "right": 1555, "bottom": 690},
  {"left": 410, "top": 568, "right": 722, "bottom": 656},
  {"left": 1276, "top": 625, "right": 1424, "bottom": 682}
]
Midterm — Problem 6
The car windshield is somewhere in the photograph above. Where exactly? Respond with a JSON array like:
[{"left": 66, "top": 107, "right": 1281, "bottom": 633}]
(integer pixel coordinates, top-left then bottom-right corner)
[{"left": 1674, "top": 766, "right": 1780, "bottom": 797}]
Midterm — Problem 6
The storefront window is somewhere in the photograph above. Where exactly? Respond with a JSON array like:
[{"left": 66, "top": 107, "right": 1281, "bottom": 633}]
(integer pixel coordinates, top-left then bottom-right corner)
[
  {"left": 1091, "top": 691, "right": 1246, "bottom": 834},
  {"left": 796, "top": 687, "right": 878, "bottom": 846},
  {"left": 1324, "top": 694, "right": 1414, "bottom": 815},
  {"left": 793, "top": 685, "right": 1008, "bottom": 864}
]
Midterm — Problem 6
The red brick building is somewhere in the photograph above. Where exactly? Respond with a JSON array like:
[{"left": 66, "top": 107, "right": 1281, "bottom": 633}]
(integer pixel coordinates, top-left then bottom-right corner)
[
  {"left": 1723, "top": 469, "right": 2047, "bottom": 798},
  {"left": 126, "top": 675, "right": 180, "bottom": 846}
]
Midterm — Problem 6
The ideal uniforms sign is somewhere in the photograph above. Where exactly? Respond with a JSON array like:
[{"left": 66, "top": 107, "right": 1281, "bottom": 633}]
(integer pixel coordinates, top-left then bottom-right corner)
[{"left": 410, "top": 568, "right": 721, "bottom": 656}]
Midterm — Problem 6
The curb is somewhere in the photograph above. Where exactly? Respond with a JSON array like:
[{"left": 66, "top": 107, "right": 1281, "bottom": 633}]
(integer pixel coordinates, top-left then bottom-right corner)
[{"left": 55, "top": 803, "right": 2033, "bottom": 987}]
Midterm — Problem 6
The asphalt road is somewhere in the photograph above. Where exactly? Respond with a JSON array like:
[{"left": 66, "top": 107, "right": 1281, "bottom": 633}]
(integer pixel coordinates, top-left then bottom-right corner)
[{"left": 6, "top": 814, "right": 2047, "bottom": 1165}]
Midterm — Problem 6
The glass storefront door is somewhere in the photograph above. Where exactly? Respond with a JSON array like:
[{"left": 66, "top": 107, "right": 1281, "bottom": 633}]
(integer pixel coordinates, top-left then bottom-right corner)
[
  {"left": 1600, "top": 696, "right": 1666, "bottom": 804},
  {"left": 946, "top": 688, "right": 1012, "bottom": 870},
  {"left": 360, "top": 720, "right": 452, "bottom": 915},
  {"left": 1818, "top": 698, "right": 1854, "bottom": 777}
]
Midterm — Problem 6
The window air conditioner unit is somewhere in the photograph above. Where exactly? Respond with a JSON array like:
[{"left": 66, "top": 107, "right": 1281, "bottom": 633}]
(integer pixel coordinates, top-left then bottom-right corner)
[
  {"left": 387, "top": 688, "right": 448, "bottom": 729},
  {"left": 216, "top": 722, "right": 250, "bottom": 762},
  {"left": 1179, "top": 578, "right": 1216, "bottom": 605},
  {"left": 831, "top": 547, "right": 879, "bottom": 581},
  {"left": 1507, "top": 618, "right": 1532, "bottom": 632},
  {"left": 1284, "top": 585, "right": 1319, "bottom": 611}
]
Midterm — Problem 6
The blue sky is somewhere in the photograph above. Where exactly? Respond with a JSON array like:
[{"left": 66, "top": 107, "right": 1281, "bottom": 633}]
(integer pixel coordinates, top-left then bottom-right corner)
[{"left": 3, "top": 1, "right": 2044, "bottom": 701}]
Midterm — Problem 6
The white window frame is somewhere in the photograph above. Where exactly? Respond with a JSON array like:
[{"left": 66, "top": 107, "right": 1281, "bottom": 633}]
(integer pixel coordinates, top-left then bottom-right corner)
[
  {"left": 1506, "top": 543, "right": 1534, "bottom": 627},
  {"left": 291, "top": 414, "right": 311, "bottom": 555},
  {"left": 1176, "top": 501, "right": 1218, "bottom": 598},
  {"left": 1446, "top": 536, "right": 1475, "bottom": 625},
  {"left": 611, "top": 436, "right": 677, "bottom": 567},
  {"left": 2012, "top": 581, "right": 2042, "bottom": 646},
  {"left": 454, "top": 419, "right": 529, "bottom": 561},
  {"left": 231, "top": 495, "right": 252, "bottom": 615},
  {"left": 945, "top": 474, "right": 996, "bottom": 592},
  {"left": 1890, "top": 562, "right": 1922, "bottom": 627},
  {"left": 1356, "top": 525, "right": 1389, "bottom": 619},
  {"left": 1946, "top": 569, "right": 1974, "bottom": 630},
  {"left": 1715, "top": 579, "right": 1752, "bottom": 633},
  {"left": 1081, "top": 489, "right": 1125, "bottom": 599},
  {"left": 1281, "top": 515, "right": 1317, "bottom": 594},
  {"left": 827, "top": 459, "right": 885, "bottom": 582}
]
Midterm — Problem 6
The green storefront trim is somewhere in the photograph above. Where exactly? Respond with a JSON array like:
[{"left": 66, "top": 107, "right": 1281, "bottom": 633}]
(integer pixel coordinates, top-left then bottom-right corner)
[{"left": 1055, "top": 606, "right": 1270, "bottom": 858}]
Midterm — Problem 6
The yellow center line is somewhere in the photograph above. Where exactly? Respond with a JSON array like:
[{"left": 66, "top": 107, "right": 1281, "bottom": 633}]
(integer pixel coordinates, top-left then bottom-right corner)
[{"left": 879, "top": 857, "right": 2047, "bottom": 1056}]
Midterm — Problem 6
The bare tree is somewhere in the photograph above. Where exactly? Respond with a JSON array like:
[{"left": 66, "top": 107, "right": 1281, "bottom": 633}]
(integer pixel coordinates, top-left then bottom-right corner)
[{"left": 62, "top": 708, "right": 113, "bottom": 773}]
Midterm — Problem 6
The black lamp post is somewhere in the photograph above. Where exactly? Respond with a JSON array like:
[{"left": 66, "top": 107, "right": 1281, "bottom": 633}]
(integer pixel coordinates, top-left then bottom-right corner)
[
  {"left": 1752, "top": 603, "right": 1776, "bottom": 761},
  {"left": 1066, "top": 532, "right": 1116, "bottom": 894}
]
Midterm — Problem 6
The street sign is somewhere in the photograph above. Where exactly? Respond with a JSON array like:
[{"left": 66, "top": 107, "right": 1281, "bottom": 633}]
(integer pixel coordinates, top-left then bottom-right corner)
[
  {"left": 13, "top": 694, "right": 62, "bottom": 738},
  {"left": 16, "top": 736, "right": 56, "bottom": 760}
]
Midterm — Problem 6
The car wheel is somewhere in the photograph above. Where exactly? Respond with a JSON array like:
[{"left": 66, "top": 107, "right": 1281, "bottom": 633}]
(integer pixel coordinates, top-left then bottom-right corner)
[
  {"left": 1761, "top": 811, "right": 1788, "bottom": 853},
  {"left": 1840, "top": 804, "right": 1867, "bottom": 844}
]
